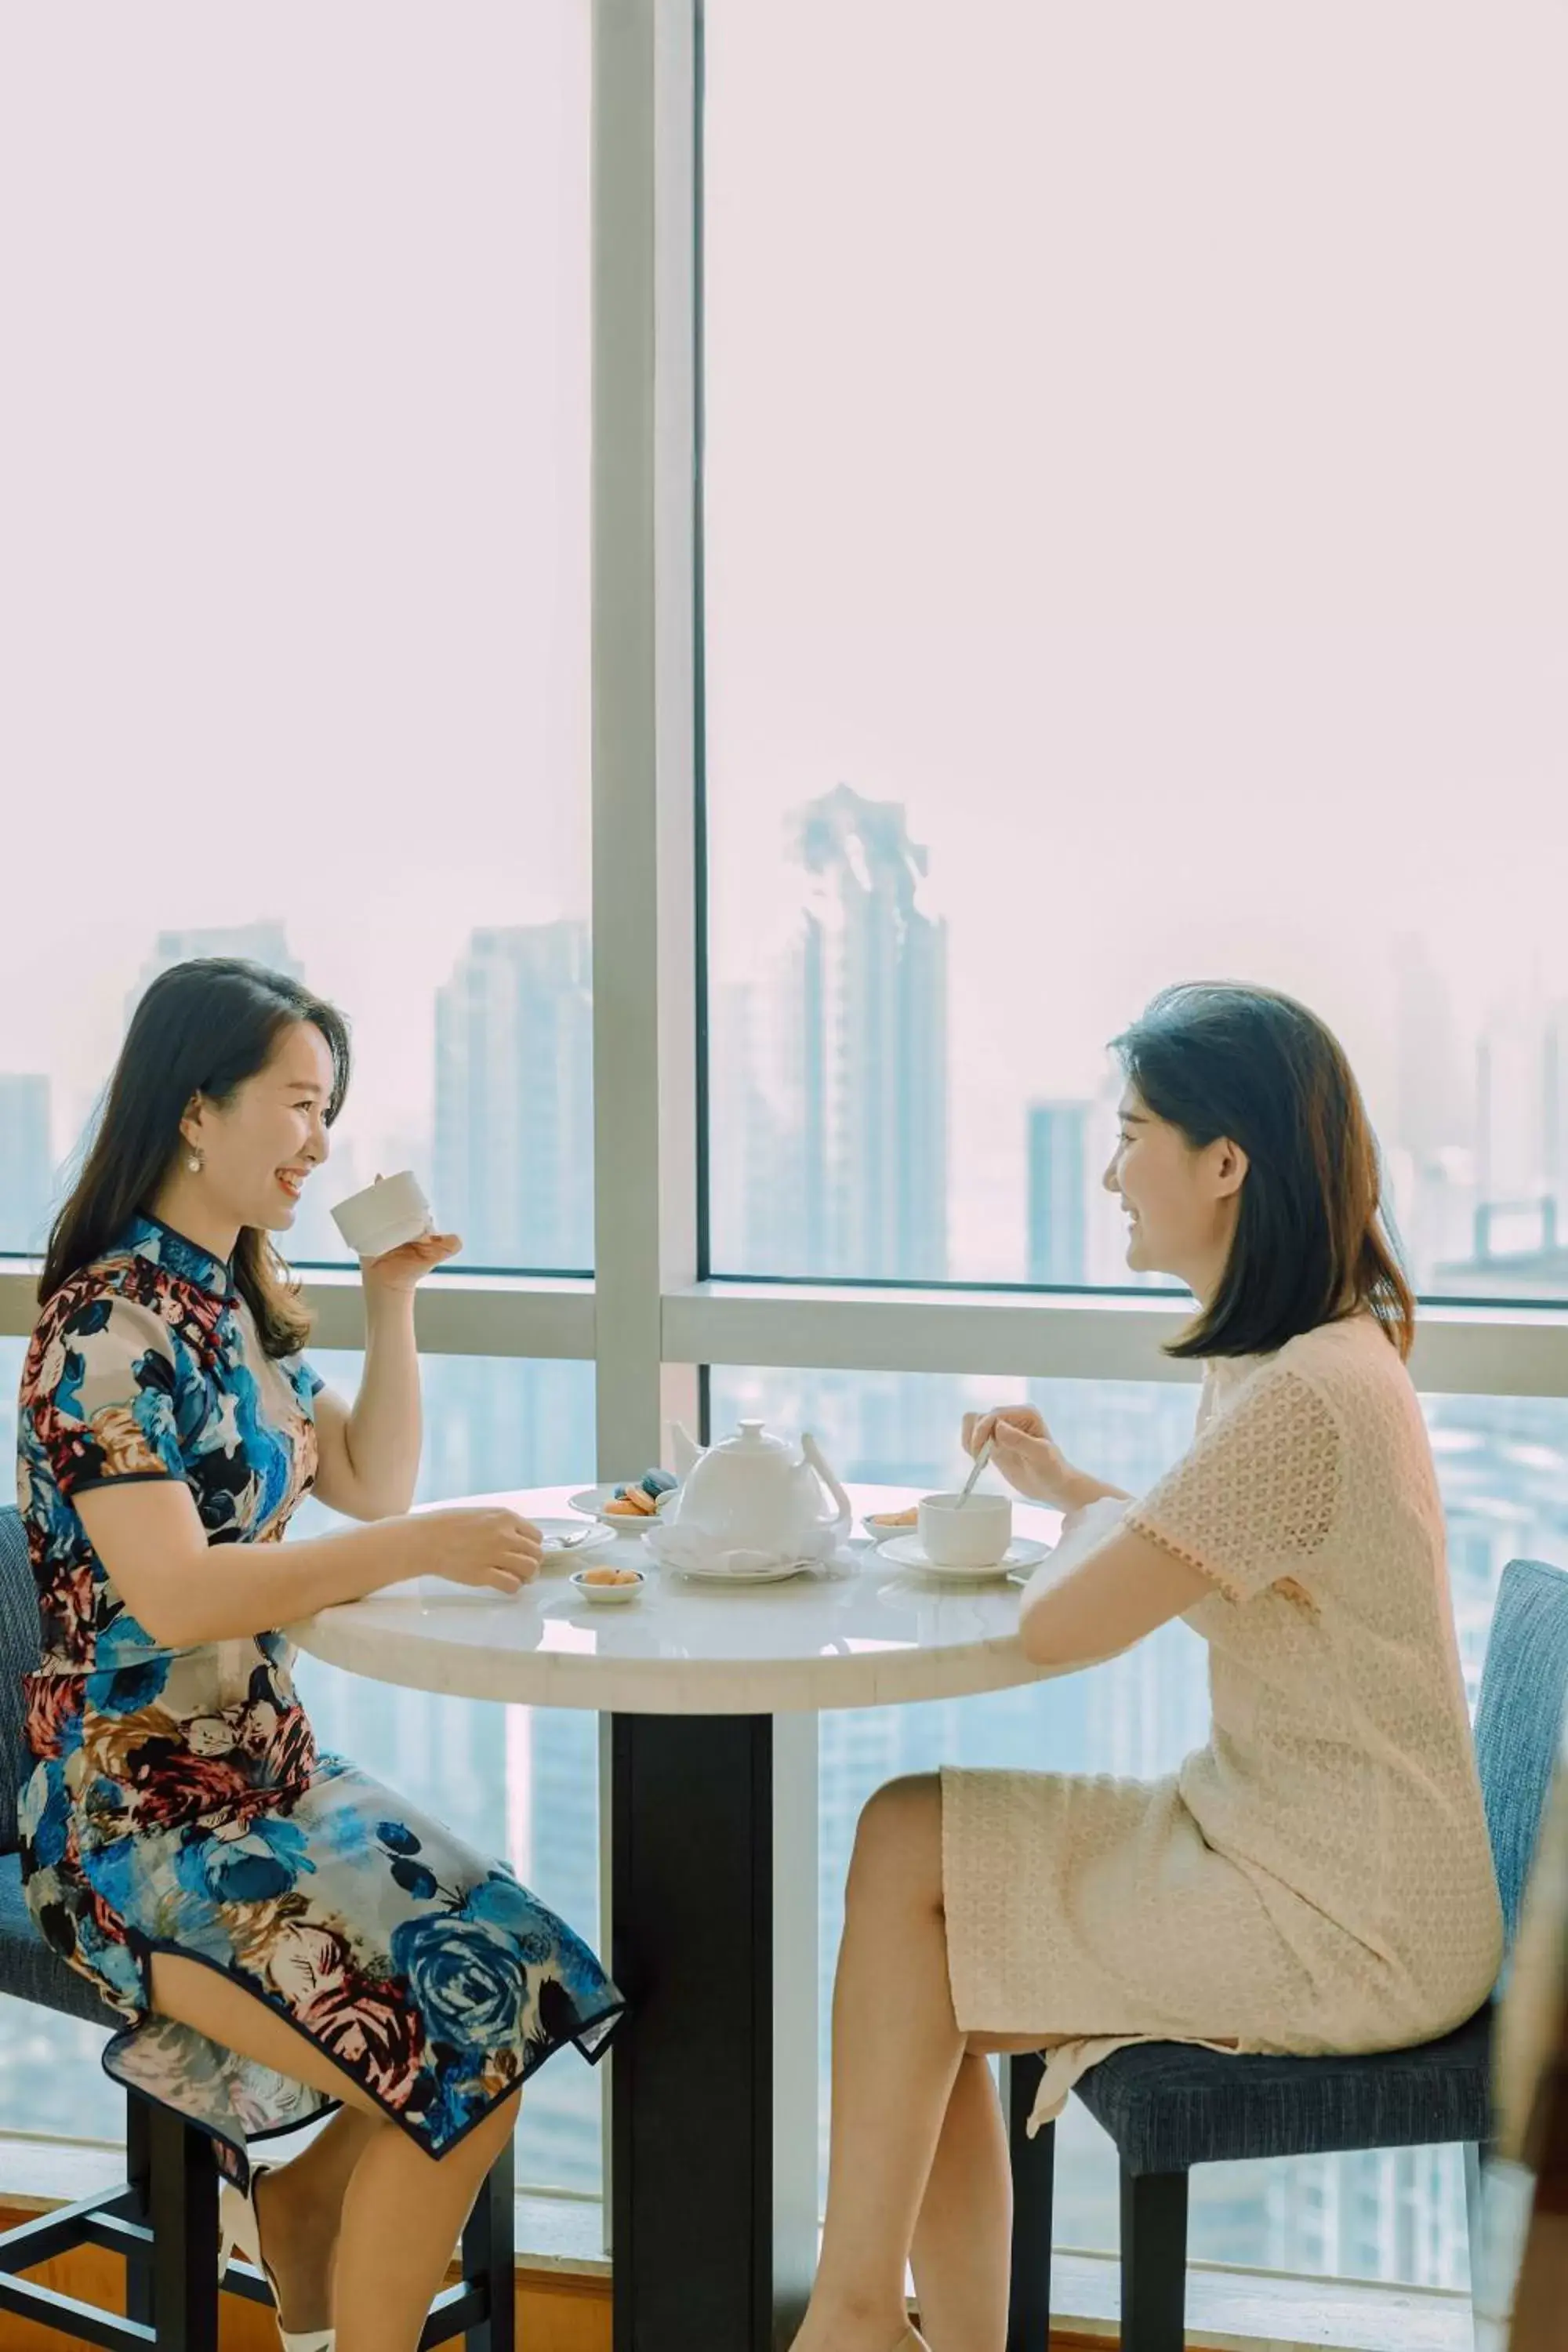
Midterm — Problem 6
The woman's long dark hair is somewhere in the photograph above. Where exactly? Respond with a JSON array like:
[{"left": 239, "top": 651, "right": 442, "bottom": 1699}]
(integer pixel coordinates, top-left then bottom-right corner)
[
  {"left": 40, "top": 960, "right": 351, "bottom": 1357},
  {"left": 1113, "top": 983, "right": 1416, "bottom": 1362}
]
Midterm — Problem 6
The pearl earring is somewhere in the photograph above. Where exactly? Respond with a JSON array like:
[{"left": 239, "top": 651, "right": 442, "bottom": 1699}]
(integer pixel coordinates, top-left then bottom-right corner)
[{"left": 185, "top": 1147, "right": 204, "bottom": 1176}]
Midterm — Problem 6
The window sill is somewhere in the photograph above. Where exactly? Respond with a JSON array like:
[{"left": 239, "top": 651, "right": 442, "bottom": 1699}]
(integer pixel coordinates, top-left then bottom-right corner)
[{"left": 0, "top": 2134, "right": 1472, "bottom": 2352}]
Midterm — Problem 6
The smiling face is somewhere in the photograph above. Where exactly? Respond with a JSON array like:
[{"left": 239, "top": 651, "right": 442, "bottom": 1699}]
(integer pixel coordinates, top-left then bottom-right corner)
[
  {"left": 180, "top": 1019, "right": 335, "bottom": 1238},
  {"left": 1102, "top": 1086, "right": 1248, "bottom": 1300}
]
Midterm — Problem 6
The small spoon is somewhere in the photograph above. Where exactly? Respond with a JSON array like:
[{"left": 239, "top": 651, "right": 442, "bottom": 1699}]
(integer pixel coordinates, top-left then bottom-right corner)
[{"left": 957, "top": 1436, "right": 994, "bottom": 1505}]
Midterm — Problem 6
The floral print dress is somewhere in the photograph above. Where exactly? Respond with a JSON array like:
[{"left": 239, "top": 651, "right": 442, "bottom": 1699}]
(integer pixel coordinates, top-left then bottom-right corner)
[{"left": 16, "top": 1214, "right": 622, "bottom": 2185}]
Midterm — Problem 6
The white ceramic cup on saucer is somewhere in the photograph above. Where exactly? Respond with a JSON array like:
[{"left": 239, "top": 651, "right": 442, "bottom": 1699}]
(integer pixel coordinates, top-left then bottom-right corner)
[
  {"left": 918, "top": 1491, "right": 1012, "bottom": 1570},
  {"left": 330, "top": 1171, "right": 434, "bottom": 1259}
]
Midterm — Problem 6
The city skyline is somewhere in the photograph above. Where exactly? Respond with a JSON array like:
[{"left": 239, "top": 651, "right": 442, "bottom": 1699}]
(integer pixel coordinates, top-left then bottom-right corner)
[
  {"left": 4, "top": 855, "right": 1568, "bottom": 2278},
  {"left": 7, "top": 786, "right": 1568, "bottom": 1305}
]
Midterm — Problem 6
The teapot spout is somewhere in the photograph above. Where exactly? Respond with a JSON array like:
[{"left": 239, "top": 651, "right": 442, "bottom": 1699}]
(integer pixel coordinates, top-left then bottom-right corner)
[{"left": 668, "top": 1421, "right": 706, "bottom": 1480}]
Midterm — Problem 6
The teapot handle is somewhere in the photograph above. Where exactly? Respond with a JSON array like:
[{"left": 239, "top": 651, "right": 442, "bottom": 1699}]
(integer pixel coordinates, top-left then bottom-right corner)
[{"left": 800, "top": 1430, "right": 853, "bottom": 1534}]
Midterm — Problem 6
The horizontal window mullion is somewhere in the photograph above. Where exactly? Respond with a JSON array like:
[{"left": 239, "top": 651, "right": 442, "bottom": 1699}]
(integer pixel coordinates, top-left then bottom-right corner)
[
  {"left": 0, "top": 1267, "right": 597, "bottom": 1363},
  {"left": 303, "top": 1278, "right": 596, "bottom": 1361},
  {"left": 16, "top": 1266, "right": 1568, "bottom": 1393},
  {"left": 662, "top": 1284, "right": 1568, "bottom": 1399}
]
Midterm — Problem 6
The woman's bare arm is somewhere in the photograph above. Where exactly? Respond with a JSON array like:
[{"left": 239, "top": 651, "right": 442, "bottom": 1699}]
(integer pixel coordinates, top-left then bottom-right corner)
[
  {"left": 74, "top": 1480, "right": 540, "bottom": 1648},
  {"left": 1018, "top": 1505, "right": 1209, "bottom": 1669}
]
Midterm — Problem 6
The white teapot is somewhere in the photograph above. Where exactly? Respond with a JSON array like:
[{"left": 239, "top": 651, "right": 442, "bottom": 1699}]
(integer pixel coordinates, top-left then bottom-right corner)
[{"left": 669, "top": 1420, "right": 852, "bottom": 1562}]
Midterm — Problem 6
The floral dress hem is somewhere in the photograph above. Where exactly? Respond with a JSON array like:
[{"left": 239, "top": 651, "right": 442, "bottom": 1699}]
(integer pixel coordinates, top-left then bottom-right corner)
[{"left": 102, "top": 1931, "right": 625, "bottom": 2191}]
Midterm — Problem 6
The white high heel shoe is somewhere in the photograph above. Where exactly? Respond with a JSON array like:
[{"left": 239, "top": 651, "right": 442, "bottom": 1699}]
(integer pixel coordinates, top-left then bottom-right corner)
[{"left": 217, "top": 2165, "right": 336, "bottom": 2352}]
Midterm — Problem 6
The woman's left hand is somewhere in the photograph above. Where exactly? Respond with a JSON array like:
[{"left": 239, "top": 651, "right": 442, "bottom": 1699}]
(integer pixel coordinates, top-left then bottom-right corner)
[{"left": 360, "top": 1230, "right": 463, "bottom": 1294}]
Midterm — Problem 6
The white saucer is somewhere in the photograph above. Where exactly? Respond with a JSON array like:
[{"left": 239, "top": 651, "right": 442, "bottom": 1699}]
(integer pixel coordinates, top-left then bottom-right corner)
[
  {"left": 668, "top": 1558, "right": 814, "bottom": 1586},
  {"left": 534, "top": 1517, "right": 608, "bottom": 1558},
  {"left": 874, "top": 1534, "right": 1050, "bottom": 1581},
  {"left": 862, "top": 1510, "right": 919, "bottom": 1537},
  {"left": 567, "top": 1483, "right": 677, "bottom": 1530}
]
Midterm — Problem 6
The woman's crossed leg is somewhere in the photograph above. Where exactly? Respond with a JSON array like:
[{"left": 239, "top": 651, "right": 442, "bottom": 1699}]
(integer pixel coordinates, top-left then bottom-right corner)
[{"left": 148, "top": 1954, "right": 520, "bottom": 2352}]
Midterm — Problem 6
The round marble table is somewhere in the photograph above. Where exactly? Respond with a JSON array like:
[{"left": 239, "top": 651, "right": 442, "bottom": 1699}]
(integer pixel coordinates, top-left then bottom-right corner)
[
  {"left": 289, "top": 1479, "right": 1060, "bottom": 2352},
  {"left": 289, "top": 1481, "right": 1060, "bottom": 1715}
]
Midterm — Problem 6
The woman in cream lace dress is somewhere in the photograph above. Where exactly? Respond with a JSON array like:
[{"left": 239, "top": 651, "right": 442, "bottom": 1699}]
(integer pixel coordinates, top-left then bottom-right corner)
[{"left": 791, "top": 984, "right": 1502, "bottom": 2352}]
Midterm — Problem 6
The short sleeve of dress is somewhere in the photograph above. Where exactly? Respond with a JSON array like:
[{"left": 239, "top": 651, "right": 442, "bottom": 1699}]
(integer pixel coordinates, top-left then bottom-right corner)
[
  {"left": 35, "top": 1295, "right": 186, "bottom": 1501},
  {"left": 1125, "top": 1366, "right": 1341, "bottom": 1605}
]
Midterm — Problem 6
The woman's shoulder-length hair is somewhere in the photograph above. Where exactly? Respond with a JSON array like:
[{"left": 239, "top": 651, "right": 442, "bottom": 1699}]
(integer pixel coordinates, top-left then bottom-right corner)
[{"left": 1113, "top": 982, "right": 1416, "bottom": 1364}]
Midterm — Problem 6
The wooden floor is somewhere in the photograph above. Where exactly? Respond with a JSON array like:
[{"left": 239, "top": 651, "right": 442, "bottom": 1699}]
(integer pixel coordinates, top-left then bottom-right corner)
[
  {"left": 0, "top": 2194, "right": 1470, "bottom": 2352},
  {"left": 0, "top": 2201, "right": 608, "bottom": 2352}
]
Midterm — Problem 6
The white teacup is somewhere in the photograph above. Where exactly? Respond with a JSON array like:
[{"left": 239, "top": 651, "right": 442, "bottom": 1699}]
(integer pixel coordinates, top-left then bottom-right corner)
[
  {"left": 918, "top": 1491, "right": 1012, "bottom": 1570},
  {"left": 329, "top": 1171, "right": 434, "bottom": 1259}
]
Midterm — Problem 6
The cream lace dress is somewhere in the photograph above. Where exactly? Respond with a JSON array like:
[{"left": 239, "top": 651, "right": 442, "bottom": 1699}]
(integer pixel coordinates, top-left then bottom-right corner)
[{"left": 941, "top": 1312, "right": 1504, "bottom": 2133}]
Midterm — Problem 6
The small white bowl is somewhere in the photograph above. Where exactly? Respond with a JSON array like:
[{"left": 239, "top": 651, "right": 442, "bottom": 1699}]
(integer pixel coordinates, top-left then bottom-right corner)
[{"left": 570, "top": 1565, "right": 647, "bottom": 1606}]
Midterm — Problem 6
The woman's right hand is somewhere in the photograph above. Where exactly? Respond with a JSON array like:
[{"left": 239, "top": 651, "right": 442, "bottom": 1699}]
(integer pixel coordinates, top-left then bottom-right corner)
[
  {"left": 390, "top": 1507, "right": 545, "bottom": 1595},
  {"left": 961, "top": 1405, "right": 1072, "bottom": 1507}
]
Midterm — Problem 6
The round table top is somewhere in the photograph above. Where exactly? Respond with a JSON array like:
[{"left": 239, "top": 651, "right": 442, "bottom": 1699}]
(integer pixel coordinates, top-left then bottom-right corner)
[{"left": 288, "top": 1482, "right": 1062, "bottom": 1715}]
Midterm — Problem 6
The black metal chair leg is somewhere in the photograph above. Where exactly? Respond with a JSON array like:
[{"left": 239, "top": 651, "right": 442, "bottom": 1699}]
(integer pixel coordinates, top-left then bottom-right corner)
[
  {"left": 461, "top": 2136, "right": 515, "bottom": 2352},
  {"left": 147, "top": 2106, "right": 218, "bottom": 2352},
  {"left": 1120, "top": 2165, "right": 1189, "bottom": 2352},
  {"left": 123, "top": 2094, "right": 154, "bottom": 2328},
  {"left": 1003, "top": 2057, "right": 1054, "bottom": 2352}
]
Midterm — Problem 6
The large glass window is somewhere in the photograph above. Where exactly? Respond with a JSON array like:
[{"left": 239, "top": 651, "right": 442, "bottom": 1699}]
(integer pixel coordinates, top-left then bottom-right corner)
[
  {"left": 702, "top": 2, "right": 1568, "bottom": 1295},
  {"left": 710, "top": 1363, "right": 1568, "bottom": 2286},
  {"left": 0, "top": 9, "right": 591, "bottom": 1271}
]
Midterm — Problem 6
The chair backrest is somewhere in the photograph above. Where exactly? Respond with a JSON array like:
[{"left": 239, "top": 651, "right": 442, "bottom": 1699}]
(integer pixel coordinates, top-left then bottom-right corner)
[
  {"left": 0, "top": 1505, "right": 38, "bottom": 1858},
  {"left": 1474, "top": 1556, "right": 1568, "bottom": 1954}
]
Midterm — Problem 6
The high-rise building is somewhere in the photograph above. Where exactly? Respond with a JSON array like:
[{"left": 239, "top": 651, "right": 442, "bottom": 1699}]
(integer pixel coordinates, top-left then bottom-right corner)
[
  {"left": 131, "top": 922, "right": 304, "bottom": 1018},
  {"left": 430, "top": 929, "right": 596, "bottom": 1492},
  {"left": 790, "top": 786, "right": 948, "bottom": 1282},
  {"left": 1025, "top": 1100, "right": 1091, "bottom": 1285},
  {"left": 0, "top": 1074, "right": 54, "bottom": 1254},
  {"left": 434, "top": 923, "right": 592, "bottom": 1272},
  {"left": 514, "top": 1705, "right": 602, "bottom": 2192},
  {"left": 1392, "top": 935, "right": 1467, "bottom": 1173},
  {"left": 707, "top": 979, "right": 801, "bottom": 1273},
  {"left": 1434, "top": 993, "right": 1568, "bottom": 1294}
]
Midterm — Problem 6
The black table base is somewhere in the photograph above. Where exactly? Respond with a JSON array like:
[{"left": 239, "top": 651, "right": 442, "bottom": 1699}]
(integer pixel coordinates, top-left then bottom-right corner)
[{"left": 610, "top": 1711, "right": 817, "bottom": 2352}]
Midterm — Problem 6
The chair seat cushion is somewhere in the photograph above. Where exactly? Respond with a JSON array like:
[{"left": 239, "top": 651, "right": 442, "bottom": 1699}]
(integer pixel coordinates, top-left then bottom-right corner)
[
  {"left": 0, "top": 1849, "right": 118, "bottom": 2029},
  {"left": 1074, "top": 2009, "right": 1494, "bottom": 2176}
]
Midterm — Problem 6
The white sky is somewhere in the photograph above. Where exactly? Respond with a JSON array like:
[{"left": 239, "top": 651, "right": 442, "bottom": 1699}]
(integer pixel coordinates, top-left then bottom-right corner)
[
  {"left": 2, "top": 4, "right": 1565, "bottom": 1276},
  {"left": 0, "top": 5, "right": 590, "bottom": 1167},
  {"left": 702, "top": 1, "right": 1568, "bottom": 1267}
]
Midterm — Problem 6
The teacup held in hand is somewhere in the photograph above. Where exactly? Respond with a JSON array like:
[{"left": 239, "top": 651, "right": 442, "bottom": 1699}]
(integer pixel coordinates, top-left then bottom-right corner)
[{"left": 330, "top": 1171, "right": 434, "bottom": 1259}]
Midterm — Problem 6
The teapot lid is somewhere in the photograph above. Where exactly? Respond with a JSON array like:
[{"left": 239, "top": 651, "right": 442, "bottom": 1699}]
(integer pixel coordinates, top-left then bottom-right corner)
[{"left": 715, "top": 1418, "right": 790, "bottom": 1456}]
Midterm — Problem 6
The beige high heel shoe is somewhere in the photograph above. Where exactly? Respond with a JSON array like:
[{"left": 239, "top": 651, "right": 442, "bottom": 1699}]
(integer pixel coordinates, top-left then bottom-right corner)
[{"left": 217, "top": 2165, "right": 335, "bottom": 2352}]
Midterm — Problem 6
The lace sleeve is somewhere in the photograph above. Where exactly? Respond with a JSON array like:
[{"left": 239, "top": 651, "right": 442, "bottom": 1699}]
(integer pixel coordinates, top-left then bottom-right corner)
[{"left": 1126, "top": 1367, "right": 1341, "bottom": 1605}]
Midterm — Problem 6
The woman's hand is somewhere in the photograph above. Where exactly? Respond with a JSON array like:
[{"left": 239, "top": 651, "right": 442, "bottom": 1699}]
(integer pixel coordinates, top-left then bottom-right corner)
[
  {"left": 390, "top": 1507, "right": 545, "bottom": 1595},
  {"left": 961, "top": 1404, "right": 1073, "bottom": 1507},
  {"left": 361, "top": 1230, "right": 462, "bottom": 1295},
  {"left": 355, "top": 1173, "right": 461, "bottom": 1295}
]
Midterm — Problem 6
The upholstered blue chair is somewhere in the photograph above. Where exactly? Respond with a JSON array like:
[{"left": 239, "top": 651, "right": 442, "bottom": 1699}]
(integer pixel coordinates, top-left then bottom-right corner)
[
  {"left": 1004, "top": 1555, "right": 1568, "bottom": 2352},
  {"left": 0, "top": 1501, "right": 515, "bottom": 2349}
]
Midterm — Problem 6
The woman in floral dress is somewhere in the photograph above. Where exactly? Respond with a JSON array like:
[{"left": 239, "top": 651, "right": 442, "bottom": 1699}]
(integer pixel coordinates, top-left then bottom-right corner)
[{"left": 16, "top": 958, "right": 622, "bottom": 2352}]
